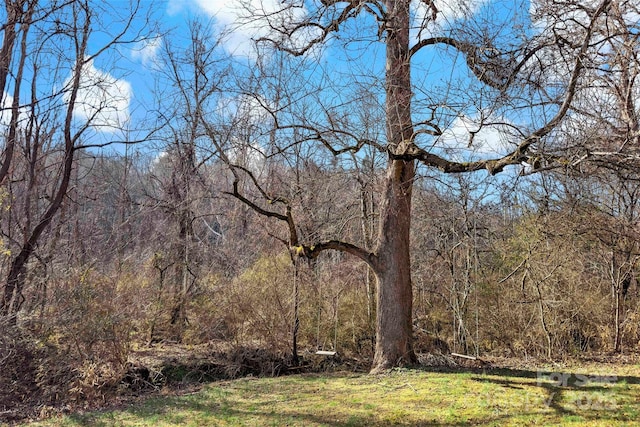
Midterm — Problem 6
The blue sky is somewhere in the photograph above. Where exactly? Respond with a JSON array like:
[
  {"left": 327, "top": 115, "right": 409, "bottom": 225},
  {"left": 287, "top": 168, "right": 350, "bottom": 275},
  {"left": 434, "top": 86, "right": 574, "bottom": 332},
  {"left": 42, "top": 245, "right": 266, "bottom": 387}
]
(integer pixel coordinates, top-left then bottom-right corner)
[
  {"left": 0, "top": 0, "right": 526, "bottom": 156},
  {"left": 109, "top": 0, "right": 518, "bottom": 155},
  {"left": 9, "top": 0, "right": 633, "bottom": 168}
]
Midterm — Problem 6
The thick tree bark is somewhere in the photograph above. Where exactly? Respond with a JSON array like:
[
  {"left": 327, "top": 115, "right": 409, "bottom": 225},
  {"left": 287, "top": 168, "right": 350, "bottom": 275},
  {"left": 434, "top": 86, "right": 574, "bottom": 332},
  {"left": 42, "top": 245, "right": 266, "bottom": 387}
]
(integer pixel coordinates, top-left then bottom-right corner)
[
  {"left": 371, "top": 159, "right": 417, "bottom": 372},
  {"left": 370, "top": 0, "right": 417, "bottom": 373}
]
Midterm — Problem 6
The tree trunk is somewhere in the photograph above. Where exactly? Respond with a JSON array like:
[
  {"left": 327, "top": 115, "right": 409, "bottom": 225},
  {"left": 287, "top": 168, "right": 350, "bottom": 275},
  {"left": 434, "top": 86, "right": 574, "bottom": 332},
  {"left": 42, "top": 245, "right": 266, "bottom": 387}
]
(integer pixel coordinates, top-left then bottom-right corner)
[
  {"left": 1, "top": 149, "right": 76, "bottom": 320},
  {"left": 370, "top": 0, "right": 417, "bottom": 373},
  {"left": 613, "top": 280, "right": 623, "bottom": 353},
  {"left": 371, "top": 159, "right": 417, "bottom": 373},
  {"left": 1, "top": 8, "right": 89, "bottom": 320}
]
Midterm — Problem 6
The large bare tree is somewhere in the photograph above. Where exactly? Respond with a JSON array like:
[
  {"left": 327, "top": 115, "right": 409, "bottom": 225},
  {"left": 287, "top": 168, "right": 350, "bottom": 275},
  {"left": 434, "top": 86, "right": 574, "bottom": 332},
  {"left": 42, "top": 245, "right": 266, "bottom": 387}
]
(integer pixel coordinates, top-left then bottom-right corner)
[{"left": 188, "top": 0, "right": 617, "bottom": 372}]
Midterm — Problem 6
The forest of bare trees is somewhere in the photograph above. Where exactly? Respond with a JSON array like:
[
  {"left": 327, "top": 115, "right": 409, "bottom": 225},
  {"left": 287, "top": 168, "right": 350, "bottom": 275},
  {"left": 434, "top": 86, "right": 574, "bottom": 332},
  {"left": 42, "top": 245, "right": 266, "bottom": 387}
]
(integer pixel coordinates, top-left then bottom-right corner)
[{"left": 2, "top": 0, "right": 640, "bottom": 420}]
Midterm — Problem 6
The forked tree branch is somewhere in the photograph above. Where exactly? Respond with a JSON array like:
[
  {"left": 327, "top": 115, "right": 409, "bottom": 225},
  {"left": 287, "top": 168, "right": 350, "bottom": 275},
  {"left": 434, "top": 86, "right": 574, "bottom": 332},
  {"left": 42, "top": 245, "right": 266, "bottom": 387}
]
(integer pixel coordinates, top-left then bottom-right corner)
[
  {"left": 255, "top": 0, "right": 368, "bottom": 56},
  {"left": 293, "top": 240, "right": 377, "bottom": 269},
  {"left": 399, "top": 0, "right": 612, "bottom": 175},
  {"left": 224, "top": 169, "right": 375, "bottom": 267}
]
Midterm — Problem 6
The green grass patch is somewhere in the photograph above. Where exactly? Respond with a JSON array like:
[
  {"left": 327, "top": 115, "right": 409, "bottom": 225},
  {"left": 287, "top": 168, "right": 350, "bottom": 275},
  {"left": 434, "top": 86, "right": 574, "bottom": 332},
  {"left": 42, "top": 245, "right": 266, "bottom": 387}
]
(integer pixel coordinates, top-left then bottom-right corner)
[{"left": 22, "top": 364, "right": 640, "bottom": 426}]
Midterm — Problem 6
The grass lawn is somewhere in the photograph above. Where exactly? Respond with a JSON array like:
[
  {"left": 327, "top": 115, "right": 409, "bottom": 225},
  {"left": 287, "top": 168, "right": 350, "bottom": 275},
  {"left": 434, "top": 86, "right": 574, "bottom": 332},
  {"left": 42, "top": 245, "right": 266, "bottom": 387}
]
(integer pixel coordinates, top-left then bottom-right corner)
[{"left": 20, "top": 363, "right": 640, "bottom": 426}]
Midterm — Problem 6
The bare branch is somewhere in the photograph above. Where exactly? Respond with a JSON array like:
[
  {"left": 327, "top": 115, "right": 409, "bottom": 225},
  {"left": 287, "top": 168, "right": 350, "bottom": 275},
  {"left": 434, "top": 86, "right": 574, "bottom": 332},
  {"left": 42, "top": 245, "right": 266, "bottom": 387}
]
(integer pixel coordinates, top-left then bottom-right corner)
[
  {"left": 293, "top": 240, "right": 377, "bottom": 269},
  {"left": 398, "top": 0, "right": 613, "bottom": 175},
  {"left": 255, "top": 1, "right": 368, "bottom": 56}
]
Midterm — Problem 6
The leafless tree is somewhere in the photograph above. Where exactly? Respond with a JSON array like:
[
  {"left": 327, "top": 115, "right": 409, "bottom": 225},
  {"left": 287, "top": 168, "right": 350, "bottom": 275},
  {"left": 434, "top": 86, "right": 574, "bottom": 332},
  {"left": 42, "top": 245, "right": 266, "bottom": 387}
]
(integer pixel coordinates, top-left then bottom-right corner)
[
  {"left": 199, "top": 0, "right": 616, "bottom": 372},
  {"left": 0, "top": 0, "right": 153, "bottom": 320},
  {"left": 543, "top": 0, "right": 640, "bottom": 351},
  {"left": 575, "top": 172, "right": 640, "bottom": 353}
]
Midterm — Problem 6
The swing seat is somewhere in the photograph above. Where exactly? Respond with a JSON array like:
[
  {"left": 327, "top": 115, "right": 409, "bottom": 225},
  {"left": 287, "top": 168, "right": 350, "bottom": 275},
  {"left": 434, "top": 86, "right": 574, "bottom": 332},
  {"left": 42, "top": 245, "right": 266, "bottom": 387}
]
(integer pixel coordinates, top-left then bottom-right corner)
[{"left": 315, "top": 350, "right": 337, "bottom": 356}]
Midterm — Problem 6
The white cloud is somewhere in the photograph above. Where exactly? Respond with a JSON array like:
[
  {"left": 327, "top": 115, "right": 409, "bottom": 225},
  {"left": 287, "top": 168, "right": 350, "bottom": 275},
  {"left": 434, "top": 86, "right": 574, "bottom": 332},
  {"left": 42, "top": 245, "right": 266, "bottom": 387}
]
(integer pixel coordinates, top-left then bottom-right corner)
[
  {"left": 237, "top": 94, "right": 272, "bottom": 125},
  {"left": 215, "top": 93, "right": 271, "bottom": 175},
  {"left": 529, "top": 0, "right": 590, "bottom": 33},
  {"left": 437, "top": 112, "right": 516, "bottom": 159},
  {"left": 131, "top": 36, "right": 163, "bottom": 68},
  {"left": 0, "top": 92, "right": 30, "bottom": 132},
  {"left": 527, "top": 0, "right": 640, "bottom": 144},
  {"left": 192, "top": 0, "right": 316, "bottom": 58},
  {"left": 152, "top": 150, "right": 169, "bottom": 165},
  {"left": 0, "top": 92, "right": 13, "bottom": 128},
  {"left": 528, "top": 0, "right": 639, "bottom": 62},
  {"left": 217, "top": 93, "right": 273, "bottom": 129},
  {"left": 433, "top": 0, "right": 487, "bottom": 23},
  {"left": 412, "top": 0, "right": 491, "bottom": 40},
  {"left": 166, "top": 0, "right": 187, "bottom": 16},
  {"left": 66, "top": 59, "right": 132, "bottom": 132},
  {"left": 226, "top": 140, "right": 266, "bottom": 176}
]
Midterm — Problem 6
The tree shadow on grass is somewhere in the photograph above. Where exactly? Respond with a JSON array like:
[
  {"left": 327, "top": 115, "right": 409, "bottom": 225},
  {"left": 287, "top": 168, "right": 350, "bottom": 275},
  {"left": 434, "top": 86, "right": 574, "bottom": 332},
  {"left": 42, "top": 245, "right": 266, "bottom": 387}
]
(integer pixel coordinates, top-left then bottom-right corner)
[
  {"left": 66, "top": 366, "right": 640, "bottom": 427},
  {"left": 66, "top": 403, "right": 551, "bottom": 427},
  {"left": 416, "top": 362, "right": 640, "bottom": 386},
  {"left": 414, "top": 363, "right": 639, "bottom": 424}
]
